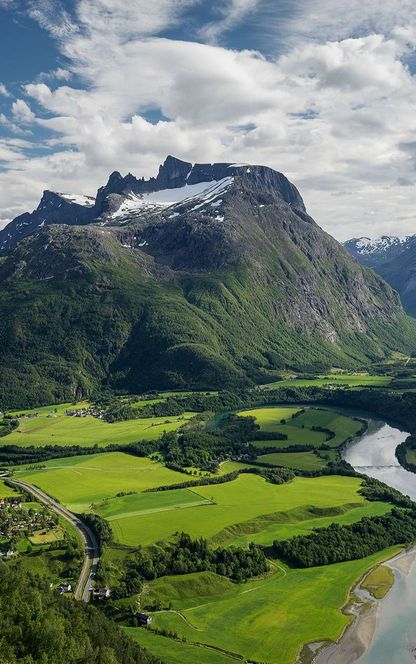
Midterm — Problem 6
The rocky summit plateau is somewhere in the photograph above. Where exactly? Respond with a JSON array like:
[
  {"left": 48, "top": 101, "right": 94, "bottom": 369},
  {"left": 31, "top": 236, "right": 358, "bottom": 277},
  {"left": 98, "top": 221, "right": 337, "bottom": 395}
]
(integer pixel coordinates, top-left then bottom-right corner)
[{"left": 0, "top": 156, "right": 415, "bottom": 408}]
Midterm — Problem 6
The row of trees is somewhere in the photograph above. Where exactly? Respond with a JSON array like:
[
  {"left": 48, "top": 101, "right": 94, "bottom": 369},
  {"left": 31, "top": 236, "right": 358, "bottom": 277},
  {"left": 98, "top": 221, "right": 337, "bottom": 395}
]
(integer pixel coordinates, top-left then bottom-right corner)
[
  {"left": 0, "top": 443, "right": 109, "bottom": 466},
  {"left": 274, "top": 508, "right": 416, "bottom": 567},
  {"left": 116, "top": 533, "right": 267, "bottom": 597},
  {"left": 144, "top": 466, "right": 295, "bottom": 494},
  {"left": 360, "top": 476, "right": 414, "bottom": 508},
  {"left": 82, "top": 513, "right": 113, "bottom": 554}
]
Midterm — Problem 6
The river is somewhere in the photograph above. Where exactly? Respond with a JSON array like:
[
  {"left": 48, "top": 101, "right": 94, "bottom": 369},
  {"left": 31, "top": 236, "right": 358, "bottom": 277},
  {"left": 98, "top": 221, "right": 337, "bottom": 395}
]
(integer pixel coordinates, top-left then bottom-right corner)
[{"left": 317, "top": 418, "right": 416, "bottom": 663}]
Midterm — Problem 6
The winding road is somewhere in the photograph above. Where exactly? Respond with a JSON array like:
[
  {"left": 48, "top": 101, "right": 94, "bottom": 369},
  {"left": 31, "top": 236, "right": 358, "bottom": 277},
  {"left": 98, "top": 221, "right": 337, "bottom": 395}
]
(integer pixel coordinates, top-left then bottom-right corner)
[{"left": 10, "top": 478, "right": 100, "bottom": 602}]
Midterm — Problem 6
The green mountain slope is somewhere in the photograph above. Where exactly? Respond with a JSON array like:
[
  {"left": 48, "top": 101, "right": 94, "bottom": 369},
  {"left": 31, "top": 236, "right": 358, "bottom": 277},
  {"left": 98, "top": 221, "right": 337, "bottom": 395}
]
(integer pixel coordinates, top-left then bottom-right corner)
[{"left": 1, "top": 163, "right": 415, "bottom": 408}]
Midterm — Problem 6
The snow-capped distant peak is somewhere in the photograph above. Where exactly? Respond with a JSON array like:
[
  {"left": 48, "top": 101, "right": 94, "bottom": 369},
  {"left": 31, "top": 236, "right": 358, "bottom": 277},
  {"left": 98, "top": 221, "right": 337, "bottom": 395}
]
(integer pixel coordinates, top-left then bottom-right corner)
[{"left": 350, "top": 235, "right": 410, "bottom": 255}]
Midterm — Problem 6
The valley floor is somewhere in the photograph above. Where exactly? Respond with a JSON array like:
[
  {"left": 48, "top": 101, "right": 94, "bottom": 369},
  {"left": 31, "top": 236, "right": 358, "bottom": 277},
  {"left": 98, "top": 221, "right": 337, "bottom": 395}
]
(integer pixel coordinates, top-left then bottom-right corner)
[{"left": 4, "top": 392, "right": 414, "bottom": 664}]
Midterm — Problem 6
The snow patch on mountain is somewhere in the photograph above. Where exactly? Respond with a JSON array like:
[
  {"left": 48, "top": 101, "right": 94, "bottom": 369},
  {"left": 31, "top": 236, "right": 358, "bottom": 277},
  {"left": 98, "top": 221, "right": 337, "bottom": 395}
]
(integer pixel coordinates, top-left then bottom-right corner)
[
  {"left": 58, "top": 194, "right": 95, "bottom": 207},
  {"left": 111, "top": 177, "right": 233, "bottom": 220}
]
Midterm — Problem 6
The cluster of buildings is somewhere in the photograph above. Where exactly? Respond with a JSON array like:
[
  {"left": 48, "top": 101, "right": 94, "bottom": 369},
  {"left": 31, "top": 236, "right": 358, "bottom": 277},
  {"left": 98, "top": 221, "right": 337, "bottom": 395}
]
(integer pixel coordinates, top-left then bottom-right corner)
[
  {"left": 0, "top": 500, "right": 56, "bottom": 545},
  {"left": 65, "top": 407, "right": 105, "bottom": 419},
  {"left": 0, "top": 498, "right": 22, "bottom": 509},
  {"left": 91, "top": 587, "right": 111, "bottom": 600}
]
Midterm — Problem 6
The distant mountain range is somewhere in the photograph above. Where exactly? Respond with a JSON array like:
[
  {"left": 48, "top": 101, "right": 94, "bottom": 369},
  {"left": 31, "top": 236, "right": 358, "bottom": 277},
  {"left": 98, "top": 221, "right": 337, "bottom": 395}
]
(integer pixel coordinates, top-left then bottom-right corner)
[
  {"left": 1, "top": 156, "right": 415, "bottom": 408},
  {"left": 344, "top": 235, "right": 416, "bottom": 316}
]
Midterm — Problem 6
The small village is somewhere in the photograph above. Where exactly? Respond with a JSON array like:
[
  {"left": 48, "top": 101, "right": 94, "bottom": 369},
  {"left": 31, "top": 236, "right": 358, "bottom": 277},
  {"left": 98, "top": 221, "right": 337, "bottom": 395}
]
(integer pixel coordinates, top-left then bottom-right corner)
[
  {"left": 0, "top": 497, "right": 59, "bottom": 556},
  {"left": 65, "top": 407, "right": 106, "bottom": 419}
]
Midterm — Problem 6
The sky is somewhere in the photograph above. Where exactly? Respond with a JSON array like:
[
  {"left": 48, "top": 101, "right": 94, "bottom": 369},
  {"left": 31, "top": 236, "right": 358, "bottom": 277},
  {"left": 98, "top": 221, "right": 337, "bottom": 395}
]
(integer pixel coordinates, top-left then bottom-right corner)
[{"left": 1, "top": 1, "right": 416, "bottom": 241}]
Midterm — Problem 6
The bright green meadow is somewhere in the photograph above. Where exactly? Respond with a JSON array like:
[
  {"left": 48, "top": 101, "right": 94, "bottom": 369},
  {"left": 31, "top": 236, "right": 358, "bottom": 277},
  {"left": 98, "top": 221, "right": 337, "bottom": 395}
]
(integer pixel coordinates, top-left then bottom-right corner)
[
  {"left": 260, "top": 373, "right": 392, "bottom": 390},
  {"left": 125, "top": 627, "right": 237, "bottom": 664},
  {"left": 6, "top": 403, "right": 194, "bottom": 448},
  {"left": 257, "top": 451, "right": 327, "bottom": 470},
  {"left": 147, "top": 547, "right": 401, "bottom": 664},
  {"left": 103, "top": 474, "right": 388, "bottom": 547},
  {"left": 240, "top": 406, "right": 363, "bottom": 449},
  {"left": 16, "top": 453, "right": 190, "bottom": 512},
  {"left": 0, "top": 480, "right": 19, "bottom": 498}
]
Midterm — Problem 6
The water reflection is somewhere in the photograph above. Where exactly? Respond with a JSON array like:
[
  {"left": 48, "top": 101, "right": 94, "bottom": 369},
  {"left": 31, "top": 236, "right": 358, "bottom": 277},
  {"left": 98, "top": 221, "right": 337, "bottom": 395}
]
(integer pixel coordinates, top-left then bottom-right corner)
[{"left": 342, "top": 419, "right": 416, "bottom": 663}]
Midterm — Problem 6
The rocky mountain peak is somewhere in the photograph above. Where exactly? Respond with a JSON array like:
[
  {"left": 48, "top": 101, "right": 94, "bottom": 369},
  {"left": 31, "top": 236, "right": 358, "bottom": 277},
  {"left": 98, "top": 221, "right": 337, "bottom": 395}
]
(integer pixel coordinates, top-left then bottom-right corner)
[
  {"left": 1, "top": 156, "right": 306, "bottom": 252},
  {"left": 107, "top": 170, "right": 123, "bottom": 183},
  {"left": 156, "top": 156, "right": 192, "bottom": 189},
  {"left": 39, "top": 190, "right": 63, "bottom": 207}
]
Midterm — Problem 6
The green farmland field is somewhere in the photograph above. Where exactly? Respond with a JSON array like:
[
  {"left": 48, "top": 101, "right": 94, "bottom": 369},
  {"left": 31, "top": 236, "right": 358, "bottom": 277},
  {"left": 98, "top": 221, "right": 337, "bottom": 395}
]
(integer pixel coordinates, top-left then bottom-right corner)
[
  {"left": 148, "top": 547, "right": 401, "bottom": 664},
  {"left": 0, "top": 479, "right": 19, "bottom": 498},
  {"left": 125, "top": 627, "right": 237, "bottom": 664},
  {"left": 261, "top": 373, "right": 392, "bottom": 391},
  {"left": 9, "top": 402, "right": 91, "bottom": 417},
  {"left": 28, "top": 526, "right": 65, "bottom": 545},
  {"left": 16, "top": 453, "right": 190, "bottom": 512},
  {"left": 106, "top": 474, "right": 389, "bottom": 547},
  {"left": 257, "top": 451, "right": 327, "bottom": 470},
  {"left": 96, "top": 488, "right": 212, "bottom": 521},
  {"left": 406, "top": 449, "right": 416, "bottom": 466},
  {"left": 143, "top": 571, "right": 234, "bottom": 609},
  {"left": 239, "top": 405, "right": 328, "bottom": 450},
  {"left": 18, "top": 458, "right": 388, "bottom": 548},
  {"left": 229, "top": 501, "right": 392, "bottom": 548},
  {"left": 239, "top": 406, "right": 302, "bottom": 429},
  {"left": 5, "top": 405, "right": 194, "bottom": 448},
  {"left": 291, "top": 409, "right": 363, "bottom": 447},
  {"left": 240, "top": 406, "right": 363, "bottom": 450}
]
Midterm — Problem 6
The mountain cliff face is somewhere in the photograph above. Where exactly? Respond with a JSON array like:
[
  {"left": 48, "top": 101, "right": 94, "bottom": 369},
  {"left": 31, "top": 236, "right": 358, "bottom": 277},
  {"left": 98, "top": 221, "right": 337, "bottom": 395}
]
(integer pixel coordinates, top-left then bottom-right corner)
[
  {"left": 344, "top": 235, "right": 416, "bottom": 316},
  {"left": 1, "top": 157, "right": 415, "bottom": 408}
]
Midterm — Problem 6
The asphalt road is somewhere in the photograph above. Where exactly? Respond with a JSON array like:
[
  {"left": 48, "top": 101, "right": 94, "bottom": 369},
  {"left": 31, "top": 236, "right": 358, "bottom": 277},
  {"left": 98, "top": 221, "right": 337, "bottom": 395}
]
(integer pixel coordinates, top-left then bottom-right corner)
[{"left": 9, "top": 478, "right": 100, "bottom": 602}]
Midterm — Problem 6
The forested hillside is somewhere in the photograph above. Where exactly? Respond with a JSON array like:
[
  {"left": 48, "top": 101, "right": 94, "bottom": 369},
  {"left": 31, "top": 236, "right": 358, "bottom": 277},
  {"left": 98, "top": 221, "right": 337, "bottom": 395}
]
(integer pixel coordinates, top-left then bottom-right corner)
[{"left": 0, "top": 563, "right": 160, "bottom": 664}]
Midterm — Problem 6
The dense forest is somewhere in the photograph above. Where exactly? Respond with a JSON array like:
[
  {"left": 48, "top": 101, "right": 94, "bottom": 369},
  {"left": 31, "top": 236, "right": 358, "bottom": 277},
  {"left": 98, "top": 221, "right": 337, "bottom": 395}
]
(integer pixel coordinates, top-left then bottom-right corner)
[{"left": 0, "top": 563, "right": 161, "bottom": 664}]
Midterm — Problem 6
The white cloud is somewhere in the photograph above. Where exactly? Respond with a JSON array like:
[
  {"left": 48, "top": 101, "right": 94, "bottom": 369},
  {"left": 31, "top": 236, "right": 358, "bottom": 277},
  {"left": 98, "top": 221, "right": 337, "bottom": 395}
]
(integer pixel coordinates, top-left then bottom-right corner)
[
  {"left": 0, "top": 113, "right": 29, "bottom": 135},
  {"left": 12, "top": 99, "right": 36, "bottom": 124},
  {"left": 1, "top": 0, "right": 416, "bottom": 242},
  {"left": 0, "top": 83, "right": 10, "bottom": 97},
  {"left": 38, "top": 67, "right": 72, "bottom": 82},
  {"left": 200, "top": 0, "right": 259, "bottom": 43},
  {"left": 27, "top": 0, "right": 78, "bottom": 39},
  {"left": 279, "top": 0, "right": 416, "bottom": 46}
]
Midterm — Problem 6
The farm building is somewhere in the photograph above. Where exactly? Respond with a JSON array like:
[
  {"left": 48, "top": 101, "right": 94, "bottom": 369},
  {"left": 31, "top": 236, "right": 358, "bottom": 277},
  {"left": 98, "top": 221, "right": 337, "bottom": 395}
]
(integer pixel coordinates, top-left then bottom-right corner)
[{"left": 92, "top": 587, "right": 111, "bottom": 599}]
